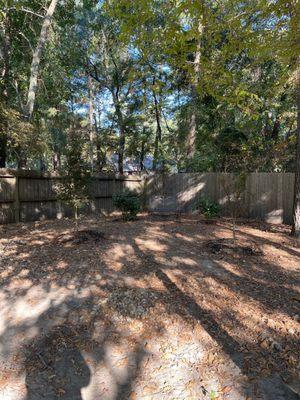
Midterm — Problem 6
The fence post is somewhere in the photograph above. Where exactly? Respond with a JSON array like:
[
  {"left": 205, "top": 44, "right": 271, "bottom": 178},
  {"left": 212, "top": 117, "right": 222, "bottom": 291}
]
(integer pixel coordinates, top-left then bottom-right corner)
[{"left": 14, "top": 173, "right": 20, "bottom": 223}]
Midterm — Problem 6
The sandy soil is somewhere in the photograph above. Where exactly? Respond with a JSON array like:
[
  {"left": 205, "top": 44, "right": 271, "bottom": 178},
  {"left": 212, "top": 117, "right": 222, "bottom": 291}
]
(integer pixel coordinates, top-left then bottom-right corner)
[{"left": 0, "top": 214, "right": 299, "bottom": 400}]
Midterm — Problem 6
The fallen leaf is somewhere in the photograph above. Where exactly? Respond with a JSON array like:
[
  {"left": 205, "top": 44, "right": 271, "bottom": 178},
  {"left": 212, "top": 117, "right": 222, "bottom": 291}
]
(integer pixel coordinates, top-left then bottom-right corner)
[
  {"left": 222, "top": 385, "right": 232, "bottom": 393},
  {"left": 207, "top": 352, "right": 215, "bottom": 364}
]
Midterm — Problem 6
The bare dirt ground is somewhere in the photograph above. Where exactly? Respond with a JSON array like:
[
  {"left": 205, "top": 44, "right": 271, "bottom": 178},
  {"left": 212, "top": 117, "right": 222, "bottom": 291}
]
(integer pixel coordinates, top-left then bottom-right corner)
[{"left": 0, "top": 214, "right": 299, "bottom": 400}]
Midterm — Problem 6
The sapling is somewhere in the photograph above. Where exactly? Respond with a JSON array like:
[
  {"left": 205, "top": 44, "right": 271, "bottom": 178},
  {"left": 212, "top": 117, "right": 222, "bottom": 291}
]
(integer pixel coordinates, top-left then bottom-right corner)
[
  {"left": 221, "top": 173, "right": 247, "bottom": 242},
  {"left": 55, "top": 131, "right": 91, "bottom": 231}
]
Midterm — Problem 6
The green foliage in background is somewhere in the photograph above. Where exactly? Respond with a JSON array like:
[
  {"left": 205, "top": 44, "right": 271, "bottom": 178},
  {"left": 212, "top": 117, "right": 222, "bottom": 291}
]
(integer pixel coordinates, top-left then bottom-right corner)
[{"left": 0, "top": 0, "right": 298, "bottom": 173}]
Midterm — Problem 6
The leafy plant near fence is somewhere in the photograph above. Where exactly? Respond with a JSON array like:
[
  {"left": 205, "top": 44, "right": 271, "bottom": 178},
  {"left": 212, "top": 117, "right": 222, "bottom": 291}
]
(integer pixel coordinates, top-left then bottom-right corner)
[
  {"left": 194, "top": 196, "right": 221, "bottom": 219},
  {"left": 113, "top": 188, "right": 140, "bottom": 220}
]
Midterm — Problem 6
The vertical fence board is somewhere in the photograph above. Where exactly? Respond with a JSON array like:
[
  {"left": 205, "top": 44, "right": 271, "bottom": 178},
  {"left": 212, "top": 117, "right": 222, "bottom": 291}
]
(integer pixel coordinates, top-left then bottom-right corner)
[{"left": 282, "top": 173, "right": 295, "bottom": 224}]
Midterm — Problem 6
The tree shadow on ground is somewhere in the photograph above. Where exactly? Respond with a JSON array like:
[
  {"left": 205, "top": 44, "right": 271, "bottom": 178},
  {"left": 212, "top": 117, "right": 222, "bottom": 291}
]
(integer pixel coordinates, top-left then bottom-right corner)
[
  {"left": 25, "top": 325, "right": 91, "bottom": 400},
  {"left": 0, "top": 216, "right": 299, "bottom": 399},
  {"left": 127, "top": 237, "right": 299, "bottom": 399},
  {"left": 22, "top": 295, "right": 149, "bottom": 400}
]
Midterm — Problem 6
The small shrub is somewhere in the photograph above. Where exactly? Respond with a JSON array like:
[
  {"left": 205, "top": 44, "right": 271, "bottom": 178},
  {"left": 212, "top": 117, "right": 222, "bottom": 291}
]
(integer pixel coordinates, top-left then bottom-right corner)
[
  {"left": 194, "top": 197, "right": 221, "bottom": 219},
  {"left": 113, "top": 189, "right": 140, "bottom": 220}
]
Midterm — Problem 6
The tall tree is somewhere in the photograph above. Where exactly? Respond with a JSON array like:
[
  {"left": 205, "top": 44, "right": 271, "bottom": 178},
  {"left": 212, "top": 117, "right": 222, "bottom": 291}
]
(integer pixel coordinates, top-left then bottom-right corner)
[
  {"left": 186, "top": 18, "right": 203, "bottom": 164},
  {"left": 88, "top": 75, "right": 95, "bottom": 170},
  {"left": 292, "top": 80, "right": 300, "bottom": 236},
  {"left": 152, "top": 75, "right": 162, "bottom": 170},
  {"left": 0, "top": 6, "right": 11, "bottom": 166},
  {"left": 25, "top": 0, "right": 58, "bottom": 120}
]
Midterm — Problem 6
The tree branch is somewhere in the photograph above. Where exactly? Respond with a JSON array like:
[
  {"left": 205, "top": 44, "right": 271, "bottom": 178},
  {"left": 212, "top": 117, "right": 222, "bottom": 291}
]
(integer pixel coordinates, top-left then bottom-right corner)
[
  {"left": 18, "top": 32, "right": 34, "bottom": 53},
  {"left": 8, "top": 7, "right": 44, "bottom": 18},
  {"left": 12, "top": 79, "right": 25, "bottom": 113},
  {"left": 85, "top": 59, "right": 108, "bottom": 88}
]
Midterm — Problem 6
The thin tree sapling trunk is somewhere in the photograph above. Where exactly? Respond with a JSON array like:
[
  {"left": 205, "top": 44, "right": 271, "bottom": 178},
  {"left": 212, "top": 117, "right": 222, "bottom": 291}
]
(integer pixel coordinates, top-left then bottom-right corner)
[
  {"left": 292, "top": 82, "right": 300, "bottom": 237},
  {"left": 232, "top": 214, "right": 236, "bottom": 243},
  {"left": 74, "top": 205, "right": 79, "bottom": 232}
]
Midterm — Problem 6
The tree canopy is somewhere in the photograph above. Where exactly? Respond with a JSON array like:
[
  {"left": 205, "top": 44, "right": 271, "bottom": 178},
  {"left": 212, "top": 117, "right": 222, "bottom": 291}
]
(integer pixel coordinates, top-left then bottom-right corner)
[{"left": 0, "top": 0, "right": 298, "bottom": 173}]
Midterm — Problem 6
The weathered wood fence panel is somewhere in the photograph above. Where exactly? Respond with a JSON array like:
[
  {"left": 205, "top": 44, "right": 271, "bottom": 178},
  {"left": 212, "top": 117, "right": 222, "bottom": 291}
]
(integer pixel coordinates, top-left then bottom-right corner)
[
  {"left": 0, "top": 169, "right": 143, "bottom": 224},
  {"left": 0, "top": 170, "right": 295, "bottom": 224},
  {"left": 146, "top": 173, "right": 295, "bottom": 224}
]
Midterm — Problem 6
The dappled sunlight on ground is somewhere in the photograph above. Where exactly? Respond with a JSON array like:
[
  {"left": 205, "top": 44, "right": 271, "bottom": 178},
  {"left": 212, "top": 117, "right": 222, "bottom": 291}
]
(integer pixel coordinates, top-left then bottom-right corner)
[{"left": 0, "top": 215, "right": 299, "bottom": 399}]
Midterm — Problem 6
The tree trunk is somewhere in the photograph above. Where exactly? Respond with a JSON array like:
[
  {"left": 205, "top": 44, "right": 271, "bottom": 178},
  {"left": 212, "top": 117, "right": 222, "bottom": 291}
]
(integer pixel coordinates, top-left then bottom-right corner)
[
  {"left": 0, "top": 9, "right": 11, "bottom": 167},
  {"left": 187, "top": 109, "right": 197, "bottom": 161},
  {"left": 17, "top": 156, "right": 27, "bottom": 169},
  {"left": 112, "top": 91, "right": 125, "bottom": 174},
  {"left": 0, "top": 135, "right": 7, "bottom": 168},
  {"left": 74, "top": 206, "right": 79, "bottom": 232},
  {"left": 88, "top": 75, "right": 95, "bottom": 170},
  {"left": 94, "top": 112, "right": 105, "bottom": 172},
  {"left": 152, "top": 76, "right": 162, "bottom": 171},
  {"left": 292, "top": 83, "right": 300, "bottom": 237},
  {"left": 271, "top": 116, "right": 280, "bottom": 141},
  {"left": 140, "top": 139, "right": 145, "bottom": 171},
  {"left": 15, "top": 141, "right": 27, "bottom": 168},
  {"left": 186, "top": 20, "right": 203, "bottom": 165},
  {"left": 39, "top": 158, "right": 46, "bottom": 172},
  {"left": 118, "top": 122, "right": 126, "bottom": 174},
  {"left": 1, "top": 11, "right": 10, "bottom": 100},
  {"left": 153, "top": 135, "right": 159, "bottom": 171},
  {"left": 52, "top": 152, "right": 60, "bottom": 171},
  {"left": 96, "top": 144, "right": 102, "bottom": 172},
  {"left": 25, "top": 0, "right": 58, "bottom": 120}
]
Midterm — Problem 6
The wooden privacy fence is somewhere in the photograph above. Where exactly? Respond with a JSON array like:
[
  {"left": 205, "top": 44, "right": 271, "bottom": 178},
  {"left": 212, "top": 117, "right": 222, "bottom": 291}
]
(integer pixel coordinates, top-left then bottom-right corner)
[
  {"left": 0, "top": 169, "right": 143, "bottom": 224},
  {"left": 0, "top": 170, "right": 295, "bottom": 224},
  {"left": 145, "top": 172, "right": 295, "bottom": 224}
]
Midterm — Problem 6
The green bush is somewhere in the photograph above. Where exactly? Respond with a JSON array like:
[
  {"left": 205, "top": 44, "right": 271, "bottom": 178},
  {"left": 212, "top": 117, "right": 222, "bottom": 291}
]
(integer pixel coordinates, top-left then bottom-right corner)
[
  {"left": 194, "top": 196, "right": 221, "bottom": 219},
  {"left": 113, "top": 189, "right": 141, "bottom": 220}
]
